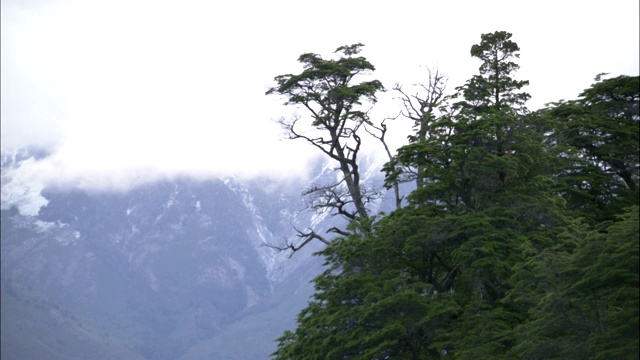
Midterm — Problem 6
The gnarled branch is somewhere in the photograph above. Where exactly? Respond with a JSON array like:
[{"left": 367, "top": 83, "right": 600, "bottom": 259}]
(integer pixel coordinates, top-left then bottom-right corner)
[{"left": 261, "top": 226, "right": 332, "bottom": 257}]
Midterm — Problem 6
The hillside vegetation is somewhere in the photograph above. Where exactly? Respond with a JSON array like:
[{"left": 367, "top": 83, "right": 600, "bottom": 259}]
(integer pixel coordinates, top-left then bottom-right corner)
[{"left": 269, "top": 31, "right": 639, "bottom": 359}]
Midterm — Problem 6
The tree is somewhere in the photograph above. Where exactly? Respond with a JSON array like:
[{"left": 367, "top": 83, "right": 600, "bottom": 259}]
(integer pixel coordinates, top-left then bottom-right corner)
[
  {"left": 273, "top": 31, "right": 569, "bottom": 359},
  {"left": 509, "top": 206, "right": 639, "bottom": 359},
  {"left": 544, "top": 75, "right": 639, "bottom": 223},
  {"left": 451, "top": 30, "right": 531, "bottom": 192},
  {"left": 382, "top": 31, "right": 566, "bottom": 357},
  {"left": 465, "top": 31, "right": 530, "bottom": 112},
  {"left": 270, "top": 31, "right": 638, "bottom": 359},
  {"left": 389, "top": 31, "right": 534, "bottom": 211},
  {"left": 272, "top": 212, "right": 461, "bottom": 359},
  {"left": 385, "top": 68, "right": 448, "bottom": 191},
  {"left": 266, "top": 44, "right": 384, "bottom": 251}
]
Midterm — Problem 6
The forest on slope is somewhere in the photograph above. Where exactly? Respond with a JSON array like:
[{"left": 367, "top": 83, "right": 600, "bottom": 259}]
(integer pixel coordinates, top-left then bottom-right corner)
[{"left": 266, "top": 31, "right": 639, "bottom": 359}]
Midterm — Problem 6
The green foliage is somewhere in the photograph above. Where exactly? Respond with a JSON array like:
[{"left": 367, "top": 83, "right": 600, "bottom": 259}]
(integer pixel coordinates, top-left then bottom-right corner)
[
  {"left": 466, "top": 31, "right": 530, "bottom": 112},
  {"left": 266, "top": 43, "right": 384, "bottom": 128},
  {"left": 543, "top": 75, "right": 639, "bottom": 223},
  {"left": 272, "top": 213, "right": 462, "bottom": 359},
  {"left": 454, "top": 30, "right": 530, "bottom": 116},
  {"left": 509, "top": 206, "right": 639, "bottom": 359},
  {"left": 267, "top": 44, "right": 385, "bottom": 221},
  {"left": 271, "top": 33, "right": 639, "bottom": 359}
]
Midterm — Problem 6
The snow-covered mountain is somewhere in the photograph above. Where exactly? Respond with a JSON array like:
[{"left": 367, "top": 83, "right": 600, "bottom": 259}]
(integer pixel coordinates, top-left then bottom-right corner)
[{"left": 1, "top": 147, "right": 396, "bottom": 359}]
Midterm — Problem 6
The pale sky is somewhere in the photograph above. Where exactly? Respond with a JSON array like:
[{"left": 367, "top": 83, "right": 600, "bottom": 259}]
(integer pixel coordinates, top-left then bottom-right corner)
[{"left": 2, "top": 0, "right": 639, "bottom": 190}]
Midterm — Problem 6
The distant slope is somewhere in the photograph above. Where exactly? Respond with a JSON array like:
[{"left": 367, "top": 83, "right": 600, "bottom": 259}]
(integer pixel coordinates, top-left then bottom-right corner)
[
  {"left": 1, "top": 280, "right": 145, "bottom": 360},
  {"left": 1, "top": 147, "right": 398, "bottom": 360},
  {"left": 179, "top": 253, "right": 322, "bottom": 359}
]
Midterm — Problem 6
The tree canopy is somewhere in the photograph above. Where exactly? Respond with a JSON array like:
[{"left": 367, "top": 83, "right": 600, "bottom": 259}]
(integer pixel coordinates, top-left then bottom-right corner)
[
  {"left": 266, "top": 44, "right": 386, "bottom": 251},
  {"left": 268, "top": 31, "right": 639, "bottom": 359}
]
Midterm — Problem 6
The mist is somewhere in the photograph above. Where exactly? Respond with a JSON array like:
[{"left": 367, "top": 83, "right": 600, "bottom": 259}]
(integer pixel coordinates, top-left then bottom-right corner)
[{"left": 2, "top": 0, "right": 638, "bottom": 192}]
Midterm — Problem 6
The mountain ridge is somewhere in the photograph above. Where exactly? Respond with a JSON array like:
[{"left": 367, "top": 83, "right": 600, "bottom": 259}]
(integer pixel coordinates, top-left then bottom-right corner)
[{"left": 1, "top": 146, "right": 396, "bottom": 359}]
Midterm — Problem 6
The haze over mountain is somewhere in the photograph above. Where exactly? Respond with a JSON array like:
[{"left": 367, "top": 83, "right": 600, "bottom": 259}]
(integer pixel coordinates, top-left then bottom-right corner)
[
  {"left": 1, "top": 146, "right": 396, "bottom": 359},
  {"left": 3, "top": 1, "right": 637, "bottom": 188}
]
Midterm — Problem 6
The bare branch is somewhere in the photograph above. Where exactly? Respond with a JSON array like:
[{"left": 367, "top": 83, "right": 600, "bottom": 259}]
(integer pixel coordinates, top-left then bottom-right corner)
[
  {"left": 261, "top": 227, "right": 332, "bottom": 257},
  {"left": 392, "top": 67, "right": 449, "bottom": 189},
  {"left": 303, "top": 181, "right": 357, "bottom": 220},
  {"left": 327, "top": 226, "right": 351, "bottom": 237},
  {"left": 364, "top": 113, "right": 404, "bottom": 209}
]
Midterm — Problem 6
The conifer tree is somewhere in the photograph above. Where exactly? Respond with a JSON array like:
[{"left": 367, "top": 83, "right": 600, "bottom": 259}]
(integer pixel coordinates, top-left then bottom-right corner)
[
  {"left": 273, "top": 31, "right": 568, "bottom": 359},
  {"left": 509, "top": 206, "right": 639, "bottom": 359},
  {"left": 270, "top": 32, "right": 638, "bottom": 359},
  {"left": 507, "top": 76, "right": 639, "bottom": 359},
  {"left": 544, "top": 75, "right": 639, "bottom": 223},
  {"left": 385, "top": 31, "right": 569, "bottom": 357}
]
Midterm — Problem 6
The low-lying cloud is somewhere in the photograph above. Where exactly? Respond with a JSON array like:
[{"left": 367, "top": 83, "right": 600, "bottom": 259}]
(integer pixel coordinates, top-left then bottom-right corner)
[{"left": 3, "top": 0, "right": 638, "bottom": 196}]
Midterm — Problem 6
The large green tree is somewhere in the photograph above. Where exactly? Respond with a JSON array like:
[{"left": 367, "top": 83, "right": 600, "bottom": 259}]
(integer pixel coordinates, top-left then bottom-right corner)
[
  {"left": 389, "top": 31, "right": 536, "bottom": 210},
  {"left": 271, "top": 32, "right": 639, "bottom": 359},
  {"left": 543, "top": 75, "right": 639, "bottom": 223},
  {"left": 272, "top": 212, "right": 462, "bottom": 359},
  {"left": 508, "top": 206, "right": 639, "bottom": 359},
  {"left": 266, "top": 44, "right": 385, "bottom": 250},
  {"left": 506, "top": 75, "right": 640, "bottom": 359},
  {"left": 273, "top": 31, "right": 569, "bottom": 359}
]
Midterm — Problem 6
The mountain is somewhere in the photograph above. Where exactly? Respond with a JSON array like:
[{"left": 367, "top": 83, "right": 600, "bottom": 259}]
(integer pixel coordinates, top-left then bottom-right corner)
[
  {"left": 1, "top": 278, "right": 146, "bottom": 360},
  {"left": 1, "top": 147, "right": 396, "bottom": 359}
]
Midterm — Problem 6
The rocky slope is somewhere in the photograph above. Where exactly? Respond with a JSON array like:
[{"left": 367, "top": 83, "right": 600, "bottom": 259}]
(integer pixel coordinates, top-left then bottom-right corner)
[{"left": 1, "top": 147, "right": 395, "bottom": 359}]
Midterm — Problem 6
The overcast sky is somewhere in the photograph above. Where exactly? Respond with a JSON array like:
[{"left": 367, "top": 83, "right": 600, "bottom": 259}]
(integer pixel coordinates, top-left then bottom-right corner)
[{"left": 2, "top": 0, "right": 638, "bottom": 189}]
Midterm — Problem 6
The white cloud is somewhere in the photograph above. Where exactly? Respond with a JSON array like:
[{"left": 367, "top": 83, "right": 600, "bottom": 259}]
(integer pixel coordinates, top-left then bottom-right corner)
[{"left": 1, "top": 0, "right": 638, "bottom": 190}]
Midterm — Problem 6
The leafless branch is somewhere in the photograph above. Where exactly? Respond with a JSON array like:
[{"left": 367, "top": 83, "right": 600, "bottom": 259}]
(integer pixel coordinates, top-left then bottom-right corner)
[
  {"left": 365, "top": 112, "right": 404, "bottom": 209},
  {"left": 261, "top": 226, "right": 332, "bottom": 257},
  {"left": 392, "top": 67, "right": 449, "bottom": 188}
]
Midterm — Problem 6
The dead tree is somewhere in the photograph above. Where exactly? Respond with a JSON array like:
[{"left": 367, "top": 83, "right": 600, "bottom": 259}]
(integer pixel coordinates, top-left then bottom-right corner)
[{"left": 394, "top": 68, "right": 448, "bottom": 188}]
